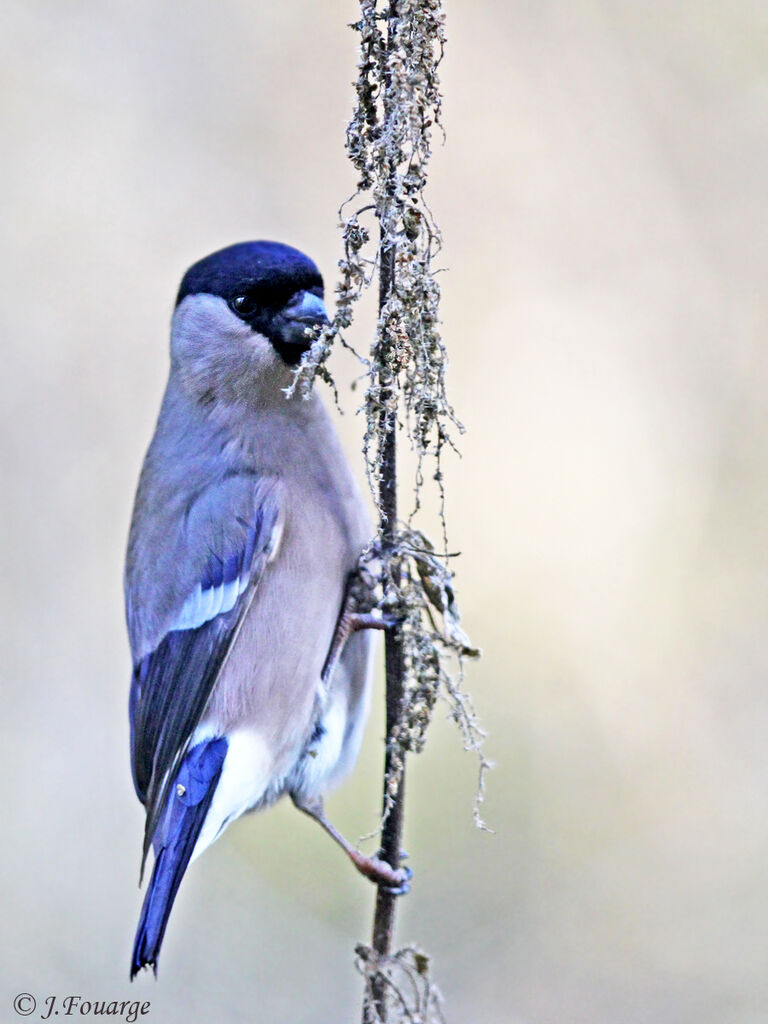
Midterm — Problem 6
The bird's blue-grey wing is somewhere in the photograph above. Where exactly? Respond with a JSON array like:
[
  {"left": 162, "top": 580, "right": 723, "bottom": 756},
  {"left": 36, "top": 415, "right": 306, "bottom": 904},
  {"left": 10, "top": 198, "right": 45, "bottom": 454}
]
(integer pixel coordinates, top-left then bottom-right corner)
[{"left": 125, "top": 473, "right": 282, "bottom": 870}]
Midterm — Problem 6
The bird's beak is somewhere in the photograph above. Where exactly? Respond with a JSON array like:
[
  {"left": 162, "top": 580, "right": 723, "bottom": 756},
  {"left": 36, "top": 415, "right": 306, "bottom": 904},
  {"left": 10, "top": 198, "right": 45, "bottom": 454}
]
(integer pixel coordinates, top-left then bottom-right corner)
[{"left": 277, "top": 291, "right": 330, "bottom": 351}]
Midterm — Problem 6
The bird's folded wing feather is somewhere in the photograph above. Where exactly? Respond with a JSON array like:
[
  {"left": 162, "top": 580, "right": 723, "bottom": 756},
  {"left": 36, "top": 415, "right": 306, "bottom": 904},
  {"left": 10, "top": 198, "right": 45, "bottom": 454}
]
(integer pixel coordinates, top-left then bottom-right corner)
[{"left": 125, "top": 472, "right": 283, "bottom": 869}]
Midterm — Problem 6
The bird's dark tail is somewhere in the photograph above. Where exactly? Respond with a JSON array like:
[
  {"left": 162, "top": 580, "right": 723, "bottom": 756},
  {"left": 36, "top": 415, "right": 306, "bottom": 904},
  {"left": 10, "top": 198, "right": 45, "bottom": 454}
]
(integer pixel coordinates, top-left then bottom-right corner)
[{"left": 130, "top": 737, "right": 228, "bottom": 979}]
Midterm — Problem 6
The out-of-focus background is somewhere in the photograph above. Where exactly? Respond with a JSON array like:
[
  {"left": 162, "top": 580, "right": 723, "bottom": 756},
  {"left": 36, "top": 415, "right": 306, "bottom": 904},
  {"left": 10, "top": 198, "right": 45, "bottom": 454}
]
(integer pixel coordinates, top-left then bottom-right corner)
[{"left": 2, "top": 1, "right": 767, "bottom": 1021}]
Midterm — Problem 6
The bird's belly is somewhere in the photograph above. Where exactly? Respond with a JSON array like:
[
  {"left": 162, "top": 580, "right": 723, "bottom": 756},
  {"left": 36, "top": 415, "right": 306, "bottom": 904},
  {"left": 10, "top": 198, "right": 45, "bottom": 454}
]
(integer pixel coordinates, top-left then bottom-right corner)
[
  {"left": 287, "top": 628, "right": 374, "bottom": 802},
  {"left": 199, "top": 496, "right": 355, "bottom": 790}
]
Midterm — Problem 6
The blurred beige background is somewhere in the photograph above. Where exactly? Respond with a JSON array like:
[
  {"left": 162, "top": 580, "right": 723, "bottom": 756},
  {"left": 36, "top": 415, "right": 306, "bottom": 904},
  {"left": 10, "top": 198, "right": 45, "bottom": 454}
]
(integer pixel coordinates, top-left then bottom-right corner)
[{"left": 2, "top": 1, "right": 767, "bottom": 1021}]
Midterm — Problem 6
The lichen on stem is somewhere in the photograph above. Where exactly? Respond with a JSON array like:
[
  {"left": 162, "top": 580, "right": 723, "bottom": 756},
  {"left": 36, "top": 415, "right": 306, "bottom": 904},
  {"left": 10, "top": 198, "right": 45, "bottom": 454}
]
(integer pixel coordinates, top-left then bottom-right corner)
[{"left": 289, "top": 1, "right": 489, "bottom": 1020}]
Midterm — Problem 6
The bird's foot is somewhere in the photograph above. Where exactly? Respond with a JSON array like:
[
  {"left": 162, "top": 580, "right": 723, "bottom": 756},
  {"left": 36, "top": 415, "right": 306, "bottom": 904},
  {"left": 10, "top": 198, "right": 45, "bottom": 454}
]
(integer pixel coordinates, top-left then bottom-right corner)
[
  {"left": 381, "top": 865, "right": 413, "bottom": 896},
  {"left": 347, "top": 610, "right": 401, "bottom": 633},
  {"left": 349, "top": 848, "right": 412, "bottom": 895},
  {"left": 322, "top": 606, "right": 401, "bottom": 689}
]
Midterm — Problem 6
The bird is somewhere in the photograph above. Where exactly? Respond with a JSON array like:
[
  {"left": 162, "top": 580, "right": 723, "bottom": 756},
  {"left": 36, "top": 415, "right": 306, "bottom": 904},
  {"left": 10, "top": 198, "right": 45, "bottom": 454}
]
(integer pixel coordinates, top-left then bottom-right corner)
[{"left": 125, "top": 240, "right": 409, "bottom": 979}]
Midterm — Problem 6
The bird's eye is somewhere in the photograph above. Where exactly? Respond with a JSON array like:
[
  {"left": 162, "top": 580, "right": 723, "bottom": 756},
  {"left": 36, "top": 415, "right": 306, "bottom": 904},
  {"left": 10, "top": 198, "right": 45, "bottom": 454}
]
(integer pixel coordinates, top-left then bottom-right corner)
[{"left": 230, "top": 294, "right": 258, "bottom": 317}]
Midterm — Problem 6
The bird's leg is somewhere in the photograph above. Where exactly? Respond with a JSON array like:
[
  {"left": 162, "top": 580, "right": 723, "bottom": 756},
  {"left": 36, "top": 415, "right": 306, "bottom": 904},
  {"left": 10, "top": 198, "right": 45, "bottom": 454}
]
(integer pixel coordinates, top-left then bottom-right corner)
[
  {"left": 291, "top": 794, "right": 411, "bottom": 894},
  {"left": 322, "top": 578, "right": 398, "bottom": 689}
]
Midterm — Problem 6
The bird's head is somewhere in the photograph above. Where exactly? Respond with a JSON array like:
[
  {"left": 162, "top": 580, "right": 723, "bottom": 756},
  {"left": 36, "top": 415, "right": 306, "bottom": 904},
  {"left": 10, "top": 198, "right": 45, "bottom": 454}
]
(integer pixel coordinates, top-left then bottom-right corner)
[{"left": 170, "top": 241, "right": 329, "bottom": 402}]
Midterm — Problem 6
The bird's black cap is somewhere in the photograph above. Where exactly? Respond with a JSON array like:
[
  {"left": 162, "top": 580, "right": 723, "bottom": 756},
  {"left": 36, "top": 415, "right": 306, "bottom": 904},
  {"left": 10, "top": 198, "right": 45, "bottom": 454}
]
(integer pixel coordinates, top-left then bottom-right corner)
[{"left": 175, "top": 241, "right": 323, "bottom": 308}]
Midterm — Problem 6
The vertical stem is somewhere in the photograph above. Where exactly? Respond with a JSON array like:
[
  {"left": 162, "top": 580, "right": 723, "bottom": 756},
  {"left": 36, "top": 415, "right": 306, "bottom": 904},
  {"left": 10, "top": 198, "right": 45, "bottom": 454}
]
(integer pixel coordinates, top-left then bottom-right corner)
[
  {"left": 362, "top": 3, "right": 408, "bottom": 1021},
  {"left": 364, "top": 237, "right": 407, "bottom": 1022}
]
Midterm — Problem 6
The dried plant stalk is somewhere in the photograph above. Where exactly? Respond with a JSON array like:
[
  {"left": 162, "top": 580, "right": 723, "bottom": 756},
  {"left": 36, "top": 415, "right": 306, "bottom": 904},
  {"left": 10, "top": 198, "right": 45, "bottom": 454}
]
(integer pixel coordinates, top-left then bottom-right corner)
[{"left": 289, "top": 1, "right": 490, "bottom": 1020}]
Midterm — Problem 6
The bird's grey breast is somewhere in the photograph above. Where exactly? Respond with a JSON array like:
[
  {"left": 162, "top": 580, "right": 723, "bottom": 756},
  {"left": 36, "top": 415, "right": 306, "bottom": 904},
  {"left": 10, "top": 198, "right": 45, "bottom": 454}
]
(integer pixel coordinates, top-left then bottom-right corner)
[{"left": 203, "top": 393, "right": 371, "bottom": 770}]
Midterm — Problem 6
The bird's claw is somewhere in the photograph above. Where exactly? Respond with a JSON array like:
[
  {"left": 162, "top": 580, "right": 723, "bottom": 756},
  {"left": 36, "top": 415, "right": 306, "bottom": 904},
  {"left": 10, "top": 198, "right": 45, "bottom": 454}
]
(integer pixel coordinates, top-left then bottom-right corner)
[
  {"left": 347, "top": 610, "right": 402, "bottom": 633},
  {"left": 351, "top": 849, "right": 413, "bottom": 895},
  {"left": 381, "top": 864, "right": 413, "bottom": 897},
  {"left": 379, "top": 611, "right": 404, "bottom": 630}
]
